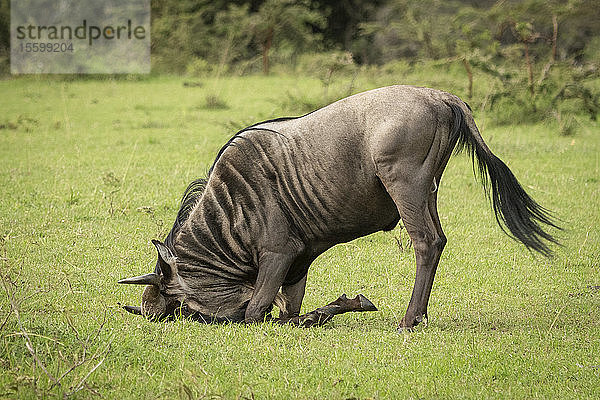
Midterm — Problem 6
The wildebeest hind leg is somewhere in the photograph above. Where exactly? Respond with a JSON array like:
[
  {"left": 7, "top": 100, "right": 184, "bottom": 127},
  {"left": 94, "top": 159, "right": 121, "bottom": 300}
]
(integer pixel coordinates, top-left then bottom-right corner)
[
  {"left": 375, "top": 164, "right": 442, "bottom": 330},
  {"left": 281, "top": 274, "right": 307, "bottom": 319},
  {"left": 421, "top": 190, "right": 446, "bottom": 322},
  {"left": 397, "top": 192, "right": 441, "bottom": 330}
]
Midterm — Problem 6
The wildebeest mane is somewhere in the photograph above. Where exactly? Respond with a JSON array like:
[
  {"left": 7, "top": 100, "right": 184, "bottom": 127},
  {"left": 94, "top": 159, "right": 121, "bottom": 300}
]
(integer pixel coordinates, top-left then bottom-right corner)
[
  {"left": 164, "top": 116, "right": 300, "bottom": 250},
  {"left": 207, "top": 116, "right": 302, "bottom": 175},
  {"left": 164, "top": 177, "right": 208, "bottom": 250}
]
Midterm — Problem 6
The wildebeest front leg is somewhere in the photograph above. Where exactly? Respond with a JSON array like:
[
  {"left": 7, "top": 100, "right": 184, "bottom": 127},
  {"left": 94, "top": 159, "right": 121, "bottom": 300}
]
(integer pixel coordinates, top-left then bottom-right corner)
[
  {"left": 282, "top": 294, "right": 378, "bottom": 327},
  {"left": 245, "top": 251, "right": 295, "bottom": 323}
]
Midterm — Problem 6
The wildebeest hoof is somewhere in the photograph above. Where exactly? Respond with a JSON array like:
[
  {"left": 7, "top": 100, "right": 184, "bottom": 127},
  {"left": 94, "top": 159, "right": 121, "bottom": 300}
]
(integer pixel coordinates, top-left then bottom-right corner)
[
  {"left": 357, "top": 294, "right": 378, "bottom": 312},
  {"left": 397, "top": 325, "right": 414, "bottom": 334},
  {"left": 398, "top": 313, "right": 427, "bottom": 333}
]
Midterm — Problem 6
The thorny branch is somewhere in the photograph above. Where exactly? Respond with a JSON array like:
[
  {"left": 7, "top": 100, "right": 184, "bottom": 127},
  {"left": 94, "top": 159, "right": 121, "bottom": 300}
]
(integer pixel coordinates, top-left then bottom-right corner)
[
  {"left": 66, "top": 348, "right": 110, "bottom": 397},
  {"left": 0, "top": 264, "right": 60, "bottom": 387},
  {"left": 51, "top": 308, "right": 113, "bottom": 395},
  {"left": 51, "top": 335, "right": 113, "bottom": 394}
]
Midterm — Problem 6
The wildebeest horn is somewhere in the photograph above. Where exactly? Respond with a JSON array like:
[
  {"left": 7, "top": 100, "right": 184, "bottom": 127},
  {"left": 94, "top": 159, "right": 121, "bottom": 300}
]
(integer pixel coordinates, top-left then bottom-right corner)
[
  {"left": 122, "top": 305, "right": 142, "bottom": 315},
  {"left": 118, "top": 273, "right": 161, "bottom": 286}
]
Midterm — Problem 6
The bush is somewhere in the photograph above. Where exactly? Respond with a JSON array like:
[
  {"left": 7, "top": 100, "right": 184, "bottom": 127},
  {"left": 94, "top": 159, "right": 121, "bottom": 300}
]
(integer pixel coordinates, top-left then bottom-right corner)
[
  {"left": 186, "top": 58, "right": 215, "bottom": 78},
  {"left": 202, "top": 94, "right": 229, "bottom": 110},
  {"left": 295, "top": 51, "right": 356, "bottom": 79}
]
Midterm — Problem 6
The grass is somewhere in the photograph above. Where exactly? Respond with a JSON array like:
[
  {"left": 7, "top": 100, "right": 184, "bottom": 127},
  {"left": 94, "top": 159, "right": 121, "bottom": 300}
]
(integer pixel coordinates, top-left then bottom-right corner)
[{"left": 0, "top": 74, "right": 598, "bottom": 399}]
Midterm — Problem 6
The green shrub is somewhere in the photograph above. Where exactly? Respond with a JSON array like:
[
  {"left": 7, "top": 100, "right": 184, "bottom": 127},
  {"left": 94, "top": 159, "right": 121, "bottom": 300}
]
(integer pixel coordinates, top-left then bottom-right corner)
[
  {"left": 186, "top": 58, "right": 215, "bottom": 78},
  {"left": 202, "top": 94, "right": 229, "bottom": 110}
]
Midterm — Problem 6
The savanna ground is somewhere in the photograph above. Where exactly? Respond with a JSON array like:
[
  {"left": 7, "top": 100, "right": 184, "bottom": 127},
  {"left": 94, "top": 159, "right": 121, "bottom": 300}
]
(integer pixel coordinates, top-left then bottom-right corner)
[{"left": 0, "top": 71, "right": 598, "bottom": 399}]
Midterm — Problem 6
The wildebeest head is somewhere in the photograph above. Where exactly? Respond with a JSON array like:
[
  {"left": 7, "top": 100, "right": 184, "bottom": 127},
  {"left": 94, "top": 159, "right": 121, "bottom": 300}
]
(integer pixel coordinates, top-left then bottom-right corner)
[
  {"left": 119, "top": 239, "right": 258, "bottom": 322},
  {"left": 119, "top": 240, "right": 188, "bottom": 320}
]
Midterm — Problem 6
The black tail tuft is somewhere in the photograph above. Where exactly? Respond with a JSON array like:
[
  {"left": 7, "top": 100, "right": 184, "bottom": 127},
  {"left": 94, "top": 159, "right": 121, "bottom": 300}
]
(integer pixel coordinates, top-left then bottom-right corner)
[{"left": 448, "top": 103, "right": 561, "bottom": 257}]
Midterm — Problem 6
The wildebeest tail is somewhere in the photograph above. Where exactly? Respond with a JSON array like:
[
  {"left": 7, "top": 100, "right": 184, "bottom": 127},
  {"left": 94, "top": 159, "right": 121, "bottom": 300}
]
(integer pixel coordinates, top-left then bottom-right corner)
[{"left": 446, "top": 101, "right": 560, "bottom": 257}]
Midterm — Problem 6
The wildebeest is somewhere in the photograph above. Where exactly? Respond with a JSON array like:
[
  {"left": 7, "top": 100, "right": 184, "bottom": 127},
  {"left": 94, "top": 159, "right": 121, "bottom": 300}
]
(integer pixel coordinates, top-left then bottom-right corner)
[{"left": 119, "top": 85, "right": 559, "bottom": 329}]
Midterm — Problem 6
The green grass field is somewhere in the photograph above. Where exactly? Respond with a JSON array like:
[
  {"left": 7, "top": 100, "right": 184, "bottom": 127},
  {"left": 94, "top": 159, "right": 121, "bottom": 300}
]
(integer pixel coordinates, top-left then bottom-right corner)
[{"left": 0, "top": 75, "right": 599, "bottom": 399}]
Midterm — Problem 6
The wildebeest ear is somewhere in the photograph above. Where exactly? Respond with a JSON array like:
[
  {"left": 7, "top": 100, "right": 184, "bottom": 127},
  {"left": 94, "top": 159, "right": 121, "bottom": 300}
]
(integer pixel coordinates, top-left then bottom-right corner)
[{"left": 151, "top": 240, "right": 177, "bottom": 280}]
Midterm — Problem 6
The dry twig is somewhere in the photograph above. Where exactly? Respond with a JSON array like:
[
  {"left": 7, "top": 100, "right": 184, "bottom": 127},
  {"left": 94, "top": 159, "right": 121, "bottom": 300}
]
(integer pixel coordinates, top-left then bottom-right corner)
[{"left": 0, "top": 268, "right": 60, "bottom": 388}]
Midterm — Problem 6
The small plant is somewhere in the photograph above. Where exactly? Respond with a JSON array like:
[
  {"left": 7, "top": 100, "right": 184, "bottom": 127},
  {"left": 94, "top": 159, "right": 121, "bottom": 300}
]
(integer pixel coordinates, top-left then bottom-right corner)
[
  {"left": 0, "top": 115, "right": 39, "bottom": 132},
  {"left": 0, "top": 120, "right": 17, "bottom": 130},
  {"left": 552, "top": 110, "right": 577, "bottom": 136},
  {"left": 202, "top": 94, "right": 229, "bottom": 110},
  {"left": 66, "top": 188, "right": 80, "bottom": 206},
  {"left": 101, "top": 172, "right": 120, "bottom": 188},
  {"left": 140, "top": 120, "right": 169, "bottom": 129},
  {"left": 137, "top": 206, "right": 165, "bottom": 239},
  {"left": 280, "top": 83, "right": 354, "bottom": 115},
  {"left": 220, "top": 116, "right": 267, "bottom": 133},
  {"left": 185, "top": 58, "right": 213, "bottom": 78},
  {"left": 101, "top": 172, "right": 122, "bottom": 216},
  {"left": 280, "top": 51, "right": 358, "bottom": 114}
]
